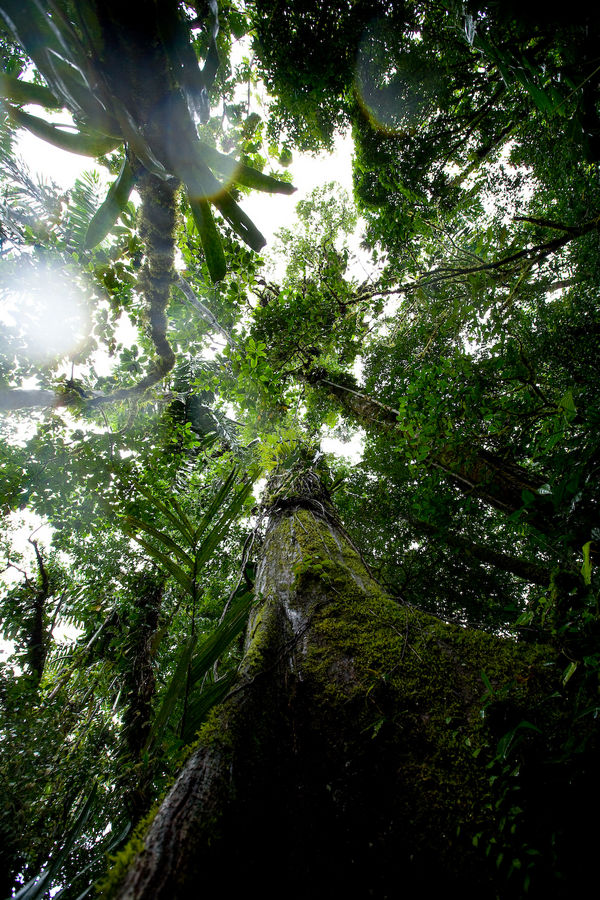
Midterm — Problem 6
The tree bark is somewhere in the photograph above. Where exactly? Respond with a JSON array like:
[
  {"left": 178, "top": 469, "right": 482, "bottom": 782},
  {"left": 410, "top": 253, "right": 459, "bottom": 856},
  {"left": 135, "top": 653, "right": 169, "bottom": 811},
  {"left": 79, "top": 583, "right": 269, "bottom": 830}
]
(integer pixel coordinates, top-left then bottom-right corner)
[
  {"left": 304, "top": 367, "right": 547, "bottom": 517},
  {"left": 110, "top": 465, "right": 593, "bottom": 900},
  {"left": 409, "top": 518, "right": 551, "bottom": 586},
  {"left": 120, "top": 576, "right": 164, "bottom": 825}
]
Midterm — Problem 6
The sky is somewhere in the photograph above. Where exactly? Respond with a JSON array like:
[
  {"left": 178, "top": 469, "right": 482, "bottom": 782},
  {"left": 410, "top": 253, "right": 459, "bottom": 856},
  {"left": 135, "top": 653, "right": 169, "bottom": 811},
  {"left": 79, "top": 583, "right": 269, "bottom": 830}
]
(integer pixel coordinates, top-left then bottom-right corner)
[{"left": 15, "top": 123, "right": 356, "bottom": 236}]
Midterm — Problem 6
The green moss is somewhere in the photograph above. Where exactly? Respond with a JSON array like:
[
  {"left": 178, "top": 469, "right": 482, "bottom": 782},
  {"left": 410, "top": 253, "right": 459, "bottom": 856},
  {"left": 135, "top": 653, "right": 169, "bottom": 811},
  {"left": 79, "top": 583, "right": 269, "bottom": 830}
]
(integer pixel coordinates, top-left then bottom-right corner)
[
  {"left": 264, "top": 503, "right": 561, "bottom": 882},
  {"left": 98, "top": 497, "right": 572, "bottom": 897},
  {"left": 300, "top": 596, "right": 554, "bottom": 876},
  {"left": 175, "top": 703, "right": 236, "bottom": 771},
  {"left": 240, "top": 596, "right": 283, "bottom": 677},
  {"left": 95, "top": 804, "right": 160, "bottom": 899}
]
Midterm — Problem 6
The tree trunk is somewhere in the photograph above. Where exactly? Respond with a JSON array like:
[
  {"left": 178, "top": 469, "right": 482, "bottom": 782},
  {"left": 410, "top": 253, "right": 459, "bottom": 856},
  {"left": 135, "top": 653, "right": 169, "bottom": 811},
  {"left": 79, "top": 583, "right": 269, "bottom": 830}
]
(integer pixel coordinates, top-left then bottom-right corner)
[
  {"left": 27, "top": 540, "right": 50, "bottom": 683},
  {"left": 109, "top": 465, "right": 595, "bottom": 900},
  {"left": 304, "top": 368, "right": 547, "bottom": 517},
  {"left": 120, "top": 575, "right": 164, "bottom": 824}
]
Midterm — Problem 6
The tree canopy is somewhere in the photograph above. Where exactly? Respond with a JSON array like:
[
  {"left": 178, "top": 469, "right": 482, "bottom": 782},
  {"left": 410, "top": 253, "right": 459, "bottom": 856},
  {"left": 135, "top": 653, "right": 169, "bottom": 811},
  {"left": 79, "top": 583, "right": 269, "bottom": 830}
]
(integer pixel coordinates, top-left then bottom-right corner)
[{"left": 0, "top": 2, "right": 598, "bottom": 897}]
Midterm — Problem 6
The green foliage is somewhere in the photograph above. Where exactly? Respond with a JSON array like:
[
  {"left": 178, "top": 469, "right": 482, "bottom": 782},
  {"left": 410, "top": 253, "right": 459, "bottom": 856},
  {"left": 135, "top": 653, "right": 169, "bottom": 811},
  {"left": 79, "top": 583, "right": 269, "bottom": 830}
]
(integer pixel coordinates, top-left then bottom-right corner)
[
  {"left": 11, "top": 783, "right": 99, "bottom": 900},
  {"left": 249, "top": 0, "right": 409, "bottom": 151},
  {"left": 0, "top": 4, "right": 599, "bottom": 897},
  {"left": 0, "top": 426, "right": 257, "bottom": 894},
  {"left": 0, "top": 0, "right": 294, "bottom": 280},
  {"left": 148, "top": 584, "right": 255, "bottom": 747}
]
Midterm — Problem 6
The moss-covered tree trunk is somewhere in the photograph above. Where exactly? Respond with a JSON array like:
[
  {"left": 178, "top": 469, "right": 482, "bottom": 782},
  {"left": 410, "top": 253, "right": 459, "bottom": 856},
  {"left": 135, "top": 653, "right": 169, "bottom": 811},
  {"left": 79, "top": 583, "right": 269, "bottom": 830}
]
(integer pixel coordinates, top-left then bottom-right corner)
[
  {"left": 110, "top": 465, "right": 594, "bottom": 900},
  {"left": 120, "top": 575, "right": 164, "bottom": 825}
]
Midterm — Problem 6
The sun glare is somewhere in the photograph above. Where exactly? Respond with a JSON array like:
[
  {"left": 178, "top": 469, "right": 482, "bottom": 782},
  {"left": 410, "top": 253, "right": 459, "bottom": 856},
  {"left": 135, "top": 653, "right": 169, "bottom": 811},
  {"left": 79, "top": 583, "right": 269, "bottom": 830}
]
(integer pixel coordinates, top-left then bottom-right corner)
[{"left": 0, "top": 262, "right": 91, "bottom": 363}]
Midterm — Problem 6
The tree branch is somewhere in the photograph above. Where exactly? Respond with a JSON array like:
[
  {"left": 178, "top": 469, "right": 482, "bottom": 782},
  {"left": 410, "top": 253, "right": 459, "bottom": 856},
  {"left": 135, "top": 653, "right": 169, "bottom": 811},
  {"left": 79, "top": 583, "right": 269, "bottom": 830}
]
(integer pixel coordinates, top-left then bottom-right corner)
[
  {"left": 175, "top": 276, "right": 237, "bottom": 348},
  {"left": 0, "top": 389, "right": 58, "bottom": 411},
  {"left": 409, "top": 518, "right": 551, "bottom": 586}
]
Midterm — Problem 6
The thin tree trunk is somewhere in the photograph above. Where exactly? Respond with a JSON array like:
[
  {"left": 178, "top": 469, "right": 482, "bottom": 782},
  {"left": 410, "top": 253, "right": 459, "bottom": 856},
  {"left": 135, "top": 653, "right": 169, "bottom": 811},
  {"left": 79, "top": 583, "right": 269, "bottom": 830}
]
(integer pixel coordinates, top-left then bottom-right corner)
[
  {"left": 304, "top": 368, "right": 547, "bottom": 516},
  {"left": 109, "top": 463, "right": 587, "bottom": 900},
  {"left": 27, "top": 540, "right": 50, "bottom": 683},
  {"left": 120, "top": 576, "right": 164, "bottom": 824},
  {"left": 409, "top": 518, "right": 551, "bottom": 586}
]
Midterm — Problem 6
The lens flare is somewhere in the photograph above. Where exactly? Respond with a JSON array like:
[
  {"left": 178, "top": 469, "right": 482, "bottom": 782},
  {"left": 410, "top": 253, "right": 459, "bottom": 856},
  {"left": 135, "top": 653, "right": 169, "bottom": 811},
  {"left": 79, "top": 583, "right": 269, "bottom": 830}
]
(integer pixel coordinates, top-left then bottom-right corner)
[
  {"left": 355, "top": 23, "right": 441, "bottom": 134},
  {"left": 0, "top": 260, "right": 91, "bottom": 362}
]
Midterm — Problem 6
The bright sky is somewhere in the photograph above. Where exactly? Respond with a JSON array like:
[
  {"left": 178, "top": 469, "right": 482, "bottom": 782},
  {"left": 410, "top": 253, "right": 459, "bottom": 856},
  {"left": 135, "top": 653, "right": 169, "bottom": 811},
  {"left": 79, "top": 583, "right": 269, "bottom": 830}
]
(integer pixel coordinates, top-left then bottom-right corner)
[
  {"left": 15, "top": 124, "right": 355, "bottom": 227},
  {"left": 15, "top": 118, "right": 364, "bottom": 439}
]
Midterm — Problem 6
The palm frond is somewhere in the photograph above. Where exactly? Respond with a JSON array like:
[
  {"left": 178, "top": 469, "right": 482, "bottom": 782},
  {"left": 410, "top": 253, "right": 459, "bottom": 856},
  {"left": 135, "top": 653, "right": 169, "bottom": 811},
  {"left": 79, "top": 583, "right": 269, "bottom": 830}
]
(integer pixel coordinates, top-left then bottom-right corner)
[
  {"left": 146, "top": 586, "right": 254, "bottom": 751},
  {"left": 133, "top": 483, "right": 197, "bottom": 546},
  {"left": 64, "top": 169, "right": 104, "bottom": 245},
  {"left": 180, "top": 672, "right": 236, "bottom": 742},
  {"left": 125, "top": 533, "right": 195, "bottom": 596},
  {"left": 193, "top": 467, "right": 239, "bottom": 545},
  {"left": 194, "top": 479, "right": 256, "bottom": 571},
  {"left": 120, "top": 513, "right": 194, "bottom": 569},
  {"left": 13, "top": 782, "right": 98, "bottom": 900}
]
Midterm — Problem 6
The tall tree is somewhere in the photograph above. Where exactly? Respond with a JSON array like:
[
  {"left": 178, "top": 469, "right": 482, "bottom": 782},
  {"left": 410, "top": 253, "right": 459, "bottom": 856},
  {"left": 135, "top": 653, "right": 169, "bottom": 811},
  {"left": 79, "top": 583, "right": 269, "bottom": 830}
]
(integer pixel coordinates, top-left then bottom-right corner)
[
  {"left": 109, "top": 459, "right": 597, "bottom": 899},
  {"left": 0, "top": 2, "right": 598, "bottom": 898}
]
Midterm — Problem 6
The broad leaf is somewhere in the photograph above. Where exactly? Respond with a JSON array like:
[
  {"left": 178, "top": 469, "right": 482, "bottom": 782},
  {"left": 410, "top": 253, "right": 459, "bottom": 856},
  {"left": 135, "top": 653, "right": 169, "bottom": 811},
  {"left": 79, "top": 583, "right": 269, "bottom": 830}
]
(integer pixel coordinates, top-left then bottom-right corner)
[
  {"left": 7, "top": 107, "right": 120, "bottom": 156},
  {"left": 189, "top": 196, "right": 227, "bottom": 283},
  {"left": 84, "top": 157, "right": 136, "bottom": 249},
  {"left": 0, "top": 73, "right": 61, "bottom": 109}
]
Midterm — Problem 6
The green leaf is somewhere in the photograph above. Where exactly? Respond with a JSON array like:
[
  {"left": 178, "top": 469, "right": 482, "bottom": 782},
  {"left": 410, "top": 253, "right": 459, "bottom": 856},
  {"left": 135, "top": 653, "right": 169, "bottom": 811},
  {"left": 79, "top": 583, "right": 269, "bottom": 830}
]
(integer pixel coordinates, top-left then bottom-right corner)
[
  {"left": 194, "top": 479, "right": 255, "bottom": 570},
  {"left": 33, "top": 47, "right": 120, "bottom": 135},
  {"left": 120, "top": 513, "right": 194, "bottom": 569},
  {"left": 559, "top": 390, "right": 577, "bottom": 421},
  {"left": 188, "top": 588, "right": 255, "bottom": 685},
  {"left": 189, "top": 196, "right": 227, "bottom": 283},
  {"left": 133, "top": 483, "right": 196, "bottom": 544},
  {"left": 0, "top": 1, "right": 70, "bottom": 70},
  {"left": 110, "top": 100, "right": 168, "bottom": 176},
  {"left": 562, "top": 661, "right": 579, "bottom": 685},
  {"left": 51, "top": 821, "right": 131, "bottom": 899},
  {"left": 7, "top": 107, "right": 120, "bottom": 156},
  {"left": 127, "top": 534, "right": 194, "bottom": 596},
  {"left": 84, "top": 158, "right": 136, "bottom": 249},
  {"left": 13, "top": 783, "right": 98, "bottom": 900},
  {"left": 193, "top": 467, "right": 239, "bottom": 544},
  {"left": 480, "top": 670, "right": 494, "bottom": 695},
  {"left": 166, "top": 495, "right": 197, "bottom": 547},
  {"left": 581, "top": 541, "right": 592, "bottom": 586},
  {"left": 147, "top": 587, "right": 254, "bottom": 749},
  {"left": 196, "top": 140, "right": 296, "bottom": 194},
  {"left": 146, "top": 632, "right": 197, "bottom": 748},
  {"left": 0, "top": 73, "right": 62, "bottom": 109},
  {"left": 180, "top": 672, "right": 237, "bottom": 742},
  {"left": 184, "top": 154, "right": 266, "bottom": 253},
  {"left": 213, "top": 191, "right": 267, "bottom": 252}
]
